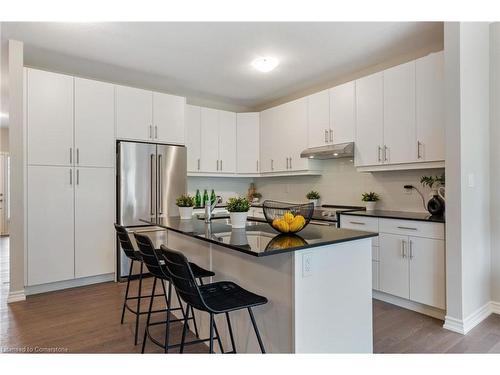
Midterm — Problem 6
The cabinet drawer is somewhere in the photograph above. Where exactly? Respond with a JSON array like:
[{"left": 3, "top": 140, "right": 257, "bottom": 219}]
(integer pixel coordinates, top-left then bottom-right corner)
[
  {"left": 372, "top": 246, "right": 379, "bottom": 261},
  {"left": 379, "top": 218, "right": 444, "bottom": 240},
  {"left": 340, "top": 215, "right": 379, "bottom": 246}
]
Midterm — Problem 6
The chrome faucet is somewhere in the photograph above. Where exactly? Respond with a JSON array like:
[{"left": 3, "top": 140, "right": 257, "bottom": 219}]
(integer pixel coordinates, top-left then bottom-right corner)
[{"left": 205, "top": 195, "right": 223, "bottom": 223}]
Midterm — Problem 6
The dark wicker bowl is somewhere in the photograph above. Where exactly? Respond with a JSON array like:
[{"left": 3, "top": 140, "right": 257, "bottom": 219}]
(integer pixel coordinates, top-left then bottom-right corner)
[{"left": 262, "top": 200, "right": 314, "bottom": 234}]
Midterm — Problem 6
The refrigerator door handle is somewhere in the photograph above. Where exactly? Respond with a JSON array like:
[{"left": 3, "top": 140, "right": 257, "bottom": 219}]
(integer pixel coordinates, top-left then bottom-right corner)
[
  {"left": 158, "top": 154, "right": 163, "bottom": 215},
  {"left": 150, "top": 154, "right": 155, "bottom": 216}
]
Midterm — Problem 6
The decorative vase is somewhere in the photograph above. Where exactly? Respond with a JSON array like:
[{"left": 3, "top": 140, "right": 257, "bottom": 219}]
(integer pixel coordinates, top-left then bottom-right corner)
[
  {"left": 178, "top": 206, "right": 193, "bottom": 220},
  {"left": 229, "top": 212, "right": 248, "bottom": 228},
  {"left": 427, "top": 189, "right": 445, "bottom": 215},
  {"left": 365, "top": 201, "right": 377, "bottom": 211},
  {"left": 309, "top": 199, "right": 320, "bottom": 207}
]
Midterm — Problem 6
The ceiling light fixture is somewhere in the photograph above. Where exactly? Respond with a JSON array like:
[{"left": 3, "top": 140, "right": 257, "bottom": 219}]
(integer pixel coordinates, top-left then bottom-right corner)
[
  {"left": 251, "top": 56, "right": 279, "bottom": 73},
  {"left": 0, "top": 113, "right": 8, "bottom": 119}
]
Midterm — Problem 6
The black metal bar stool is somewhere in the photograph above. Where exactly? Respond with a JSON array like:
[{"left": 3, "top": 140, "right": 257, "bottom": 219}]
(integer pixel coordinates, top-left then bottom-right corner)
[
  {"left": 115, "top": 224, "right": 167, "bottom": 345},
  {"left": 134, "top": 233, "right": 218, "bottom": 353},
  {"left": 161, "top": 245, "right": 268, "bottom": 354}
]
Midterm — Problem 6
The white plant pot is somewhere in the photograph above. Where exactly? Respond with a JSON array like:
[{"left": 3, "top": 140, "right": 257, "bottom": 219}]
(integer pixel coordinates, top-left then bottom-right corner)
[
  {"left": 230, "top": 228, "right": 249, "bottom": 246},
  {"left": 178, "top": 206, "right": 194, "bottom": 220},
  {"left": 229, "top": 212, "right": 248, "bottom": 228},
  {"left": 365, "top": 201, "right": 377, "bottom": 211},
  {"left": 309, "top": 199, "right": 320, "bottom": 207}
]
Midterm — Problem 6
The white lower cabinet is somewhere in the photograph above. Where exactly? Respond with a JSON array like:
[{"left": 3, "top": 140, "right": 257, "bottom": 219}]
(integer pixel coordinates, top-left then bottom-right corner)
[
  {"left": 28, "top": 166, "right": 75, "bottom": 285},
  {"left": 27, "top": 165, "right": 115, "bottom": 286},
  {"left": 75, "top": 168, "right": 115, "bottom": 278}
]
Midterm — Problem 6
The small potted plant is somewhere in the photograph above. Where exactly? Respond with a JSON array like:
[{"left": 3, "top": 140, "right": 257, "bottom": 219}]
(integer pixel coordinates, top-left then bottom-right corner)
[
  {"left": 306, "top": 191, "right": 321, "bottom": 207},
  {"left": 176, "top": 194, "right": 195, "bottom": 220},
  {"left": 226, "top": 197, "right": 250, "bottom": 228},
  {"left": 361, "top": 192, "right": 380, "bottom": 211},
  {"left": 247, "top": 183, "right": 262, "bottom": 203}
]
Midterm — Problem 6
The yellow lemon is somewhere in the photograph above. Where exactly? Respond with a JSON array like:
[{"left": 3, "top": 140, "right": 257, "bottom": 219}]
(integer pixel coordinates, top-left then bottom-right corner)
[{"left": 283, "top": 211, "right": 295, "bottom": 224}]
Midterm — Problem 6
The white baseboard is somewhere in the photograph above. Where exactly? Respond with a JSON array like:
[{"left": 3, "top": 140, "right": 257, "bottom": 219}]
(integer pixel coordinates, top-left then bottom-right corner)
[
  {"left": 372, "top": 290, "right": 445, "bottom": 320},
  {"left": 7, "top": 290, "right": 26, "bottom": 303},
  {"left": 25, "top": 273, "right": 114, "bottom": 296},
  {"left": 444, "top": 301, "right": 496, "bottom": 335}
]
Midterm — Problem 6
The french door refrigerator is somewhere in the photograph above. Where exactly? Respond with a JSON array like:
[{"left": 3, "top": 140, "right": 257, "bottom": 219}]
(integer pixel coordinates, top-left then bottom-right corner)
[{"left": 116, "top": 141, "right": 187, "bottom": 279}]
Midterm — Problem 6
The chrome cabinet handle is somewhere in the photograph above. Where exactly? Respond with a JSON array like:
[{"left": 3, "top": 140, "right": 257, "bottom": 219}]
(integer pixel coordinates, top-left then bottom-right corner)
[
  {"left": 216, "top": 160, "right": 218, "bottom": 171},
  {"left": 76, "top": 169, "right": 79, "bottom": 185},
  {"left": 70, "top": 148, "right": 73, "bottom": 164},
  {"left": 401, "top": 240, "right": 406, "bottom": 258},
  {"left": 149, "top": 125, "right": 152, "bottom": 139},
  {"left": 329, "top": 129, "right": 333, "bottom": 142},
  {"left": 155, "top": 126, "right": 158, "bottom": 139},
  {"left": 397, "top": 226, "right": 417, "bottom": 231},
  {"left": 220, "top": 160, "right": 222, "bottom": 171},
  {"left": 417, "top": 141, "right": 422, "bottom": 159},
  {"left": 286, "top": 157, "right": 289, "bottom": 169},
  {"left": 289, "top": 157, "right": 292, "bottom": 169},
  {"left": 271, "top": 159, "right": 274, "bottom": 171},
  {"left": 378, "top": 146, "right": 382, "bottom": 162},
  {"left": 197, "top": 158, "right": 200, "bottom": 171},
  {"left": 409, "top": 240, "right": 414, "bottom": 259},
  {"left": 150, "top": 154, "right": 155, "bottom": 215},
  {"left": 158, "top": 154, "right": 163, "bottom": 214},
  {"left": 76, "top": 148, "right": 79, "bottom": 164},
  {"left": 324, "top": 129, "right": 328, "bottom": 143},
  {"left": 69, "top": 169, "right": 72, "bottom": 185},
  {"left": 384, "top": 145, "right": 388, "bottom": 162},
  {"left": 349, "top": 221, "right": 365, "bottom": 225}
]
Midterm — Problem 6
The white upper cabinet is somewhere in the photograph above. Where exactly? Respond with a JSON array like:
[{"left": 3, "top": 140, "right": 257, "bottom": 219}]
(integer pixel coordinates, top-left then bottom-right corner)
[
  {"left": 307, "top": 89, "right": 330, "bottom": 148},
  {"left": 218, "top": 110, "right": 237, "bottom": 173},
  {"left": 355, "top": 72, "right": 384, "bottom": 167},
  {"left": 284, "top": 98, "right": 309, "bottom": 171},
  {"left": 153, "top": 92, "right": 186, "bottom": 145},
  {"left": 330, "top": 81, "right": 355, "bottom": 144},
  {"left": 416, "top": 51, "right": 445, "bottom": 162},
  {"left": 75, "top": 167, "right": 115, "bottom": 278},
  {"left": 383, "top": 61, "right": 416, "bottom": 165},
  {"left": 74, "top": 78, "right": 115, "bottom": 168},
  {"left": 259, "top": 108, "right": 275, "bottom": 173},
  {"left": 200, "top": 107, "right": 219, "bottom": 173},
  {"left": 116, "top": 85, "right": 153, "bottom": 141},
  {"left": 237, "top": 113, "right": 260, "bottom": 174},
  {"left": 27, "top": 69, "right": 74, "bottom": 166},
  {"left": 186, "top": 105, "right": 201, "bottom": 172}
]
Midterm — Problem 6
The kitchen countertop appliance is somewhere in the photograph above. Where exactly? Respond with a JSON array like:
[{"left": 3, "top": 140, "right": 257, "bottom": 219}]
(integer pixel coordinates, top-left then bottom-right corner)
[
  {"left": 116, "top": 140, "right": 187, "bottom": 280},
  {"left": 310, "top": 205, "right": 366, "bottom": 227}
]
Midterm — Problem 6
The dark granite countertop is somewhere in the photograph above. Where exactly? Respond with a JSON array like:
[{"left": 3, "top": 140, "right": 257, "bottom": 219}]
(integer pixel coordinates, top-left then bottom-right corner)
[
  {"left": 140, "top": 216, "right": 378, "bottom": 257},
  {"left": 339, "top": 210, "right": 445, "bottom": 223}
]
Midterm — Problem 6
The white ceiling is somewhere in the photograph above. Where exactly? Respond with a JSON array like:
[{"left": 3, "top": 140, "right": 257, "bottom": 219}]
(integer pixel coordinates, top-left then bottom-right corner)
[{"left": 1, "top": 22, "right": 443, "bottom": 111}]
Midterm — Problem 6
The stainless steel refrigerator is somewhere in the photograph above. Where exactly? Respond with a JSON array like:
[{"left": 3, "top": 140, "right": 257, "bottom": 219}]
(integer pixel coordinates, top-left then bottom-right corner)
[{"left": 116, "top": 141, "right": 187, "bottom": 279}]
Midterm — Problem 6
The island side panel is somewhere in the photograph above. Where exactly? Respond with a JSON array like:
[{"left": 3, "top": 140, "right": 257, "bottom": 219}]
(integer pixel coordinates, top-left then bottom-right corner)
[{"left": 293, "top": 238, "right": 373, "bottom": 353}]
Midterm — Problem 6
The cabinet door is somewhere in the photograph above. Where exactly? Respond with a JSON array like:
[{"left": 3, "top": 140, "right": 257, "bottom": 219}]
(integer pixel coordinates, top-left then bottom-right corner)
[
  {"left": 74, "top": 78, "right": 115, "bottom": 168},
  {"left": 27, "top": 69, "right": 74, "bottom": 166},
  {"left": 307, "top": 90, "right": 330, "bottom": 148},
  {"left": 237, "top": 113, "right": 260, "bottom": 173},
  {"left": 383, "top": 61, "right": 416, "bottom": 164},
  {"left": 186, "top": 105, "right": 201, "bottom": 172},
  {"left": 260, "top": 108, "right": 274, "bottom": 173},
  {"left": 330, "top": 81, "right": 355, "bottom": 144},
  {"left": 218, "top": 110, "right": 237, "bottom": 173},
  {"left": 75, "top": 167, "right": 115, "bottom": 278},
  {"left": 269, "top": 104, "right": 287, "bottom": 172},
  {"left": 379, "top": 233, "right": 409, "bottom": 299},
  {"left": 284, "top": 98, "right": 309, "bottom": 171},
  {"left": 416, "top": 51, "right": 445, "bottom": 162},
  {"left": 28, "top": 166, "right": 74, "bottom": 285},
  {"left": 355, "top": 72, "right": 384, "bottom": 167},
  {"left": 200, "top": 107, "right": 219, "bottom": 173},
  {"left": 153, "top": 92, "right": 185, "bottom": 145},
  {"left": 116, "top": 85, "right": 152, "bottom": 141},
  {"left": 409, "top": 237, "right": 445, "bottom": 309}
]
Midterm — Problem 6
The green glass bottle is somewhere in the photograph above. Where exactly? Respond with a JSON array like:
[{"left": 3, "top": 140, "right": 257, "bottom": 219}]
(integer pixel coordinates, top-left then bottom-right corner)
[
  {"left": 195, "top": 189, "right": 201, "bottom": 207},
  {"left": 210, "top": 189, "right": 216, "bottom": 205},
  {"left": 202, "top": 189, "right": 209, "bottom": 207}
]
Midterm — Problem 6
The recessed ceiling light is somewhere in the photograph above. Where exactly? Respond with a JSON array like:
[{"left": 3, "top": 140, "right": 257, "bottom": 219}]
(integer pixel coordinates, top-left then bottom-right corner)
[
  {"left": 251, "top": 57, "right": 279, "bottom": 73},
  {"left": 0, "top": 113, "right": 7, "bottom": 118}
]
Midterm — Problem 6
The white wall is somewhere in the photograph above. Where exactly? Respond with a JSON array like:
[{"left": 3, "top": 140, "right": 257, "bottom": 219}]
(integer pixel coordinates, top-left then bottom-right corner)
[
  {"left": 255, "top": 160, "right": 443, "bottom": 212},
  {"left": 187, "top": 176, "right": 253, "bottom": 203},
  {"left": 444, "top": 22, "right": 491, "bottom": 327}
]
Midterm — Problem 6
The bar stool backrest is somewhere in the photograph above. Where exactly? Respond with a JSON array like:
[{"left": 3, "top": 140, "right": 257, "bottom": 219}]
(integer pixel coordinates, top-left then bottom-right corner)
[
  {"left": 161, "top": 245, "right": 207, "bottom": 312},
  {"left": 134, "top": 233, "right": 171, "bottom": 280},
  {"left": 114, "top": 224, "right": 140, "bottom": 260}
]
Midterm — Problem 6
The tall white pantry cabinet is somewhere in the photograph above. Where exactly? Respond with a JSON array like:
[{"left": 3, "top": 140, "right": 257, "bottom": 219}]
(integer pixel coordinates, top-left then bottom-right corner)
[{"left": 26, "top": 68, "right": 115, "bottom": 286}]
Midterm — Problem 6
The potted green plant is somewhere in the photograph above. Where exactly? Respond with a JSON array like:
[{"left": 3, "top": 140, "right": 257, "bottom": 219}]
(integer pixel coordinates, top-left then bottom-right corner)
[
  {"left": 226, "top": 197, "right": 250, "bottom": 228},
  {"left": 361, "top": 192, "right": 380, "bottom": 211},
  {"left": 306, "top": 191, "right": 321, "bottom": 207},
  {"left": 176, "top": 194, "right": 195, "bottom": 219}
]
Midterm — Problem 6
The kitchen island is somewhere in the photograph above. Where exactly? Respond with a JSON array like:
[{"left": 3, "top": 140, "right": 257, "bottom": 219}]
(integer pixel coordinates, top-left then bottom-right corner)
[{"left": 140, "top": 216, "right": 378, "bottom": 353}]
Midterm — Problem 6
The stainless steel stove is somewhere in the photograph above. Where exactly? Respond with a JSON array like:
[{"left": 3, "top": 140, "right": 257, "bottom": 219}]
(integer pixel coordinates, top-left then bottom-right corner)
[{"left": 310, "top": 205, "right": 366, "bottom": 227}]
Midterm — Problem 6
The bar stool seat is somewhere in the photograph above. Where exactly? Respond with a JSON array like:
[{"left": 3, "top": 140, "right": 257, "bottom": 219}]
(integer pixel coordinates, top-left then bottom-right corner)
[{"left": 199, "top": 281, "right": 267, "bottom": 313}]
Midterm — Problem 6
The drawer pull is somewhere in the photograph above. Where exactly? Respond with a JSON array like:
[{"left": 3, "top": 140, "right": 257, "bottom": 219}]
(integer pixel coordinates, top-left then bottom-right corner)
[
  {"left": 397, "top": 226, "right": 417, "bottom": 231},
  {"left": 349, "top": 221, "right": 366, "bottom": 225}
]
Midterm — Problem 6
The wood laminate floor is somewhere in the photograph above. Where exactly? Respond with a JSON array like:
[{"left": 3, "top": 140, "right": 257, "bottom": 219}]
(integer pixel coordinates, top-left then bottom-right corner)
[{"left": 2, "top": 236, "right": 500, "bottom": 353}]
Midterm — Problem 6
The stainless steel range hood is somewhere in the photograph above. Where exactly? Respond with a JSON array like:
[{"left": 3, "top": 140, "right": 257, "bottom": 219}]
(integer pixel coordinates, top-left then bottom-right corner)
[{"left": 300, "top": 142, "right": 354, "bottom": 160}]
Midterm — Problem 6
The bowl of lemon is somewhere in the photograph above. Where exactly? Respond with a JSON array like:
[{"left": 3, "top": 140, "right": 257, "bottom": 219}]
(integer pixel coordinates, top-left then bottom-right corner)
[{"left": 262, "top": 200, "right": 314, "bottom": 234}]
